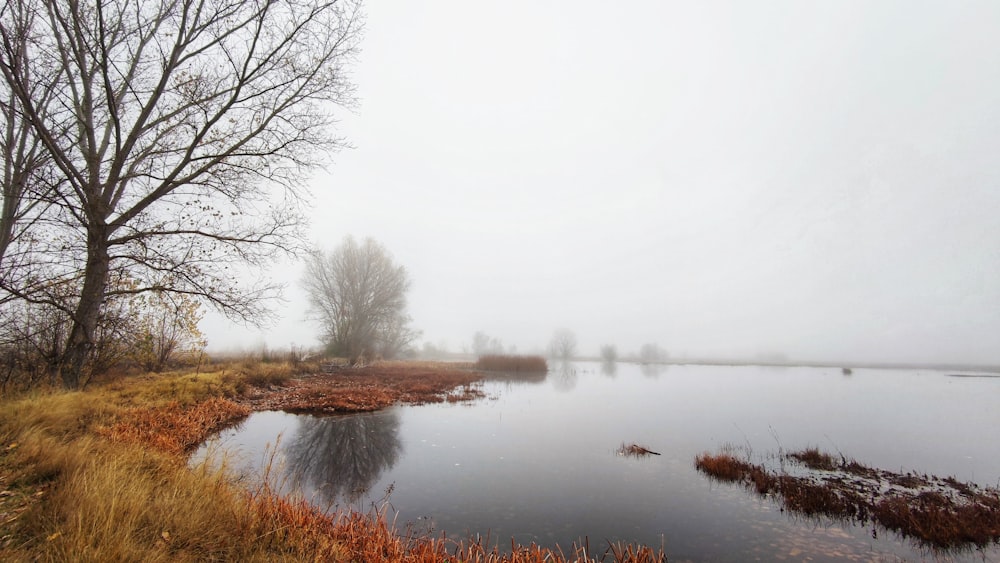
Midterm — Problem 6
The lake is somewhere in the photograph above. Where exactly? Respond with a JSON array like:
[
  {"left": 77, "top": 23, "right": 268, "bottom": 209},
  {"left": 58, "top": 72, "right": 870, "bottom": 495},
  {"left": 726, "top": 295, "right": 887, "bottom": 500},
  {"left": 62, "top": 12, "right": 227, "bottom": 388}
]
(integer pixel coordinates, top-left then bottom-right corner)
[{"left": 194, "top": 362, "right": 1000, "bottom": 561}]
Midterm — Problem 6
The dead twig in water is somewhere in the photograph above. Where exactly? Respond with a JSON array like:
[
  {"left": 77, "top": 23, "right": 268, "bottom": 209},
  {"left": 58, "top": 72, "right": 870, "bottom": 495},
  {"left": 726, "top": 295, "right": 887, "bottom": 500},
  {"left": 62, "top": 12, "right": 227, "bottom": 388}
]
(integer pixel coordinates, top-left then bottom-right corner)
[{"left": 618, "top": 443, "right": 661, "bottom": 457}]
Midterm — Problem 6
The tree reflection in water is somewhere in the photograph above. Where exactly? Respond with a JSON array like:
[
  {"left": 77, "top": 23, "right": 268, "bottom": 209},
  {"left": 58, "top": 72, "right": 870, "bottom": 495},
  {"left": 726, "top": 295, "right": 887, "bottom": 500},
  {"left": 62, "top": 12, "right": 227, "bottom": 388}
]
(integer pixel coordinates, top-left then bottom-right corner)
[
  {"left": 283, "top": 410, "right": 402, "bottom": 505},
  {"left": 551, "top": 360, "right": 578, "bottom": 391},
  {"left": 640, "top": 363, "right": 665, "bottom": 378}
]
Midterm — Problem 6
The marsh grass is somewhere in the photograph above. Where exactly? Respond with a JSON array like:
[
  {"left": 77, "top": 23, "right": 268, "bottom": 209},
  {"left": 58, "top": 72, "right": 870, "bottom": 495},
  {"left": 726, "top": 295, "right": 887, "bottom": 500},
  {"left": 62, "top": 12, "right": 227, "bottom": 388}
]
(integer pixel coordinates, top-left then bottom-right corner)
[
  {"left": 475, "top": 355, "right": 548, "bottom": 373},
  {"left": 695, "top": 447, "right": 1000, "bottom": 550},
  {"left": 788, "top": 447, "right": 838, "bottom": 471},
  {"left": 229, "top": 359, "right": 320, "bottom": 389},
  {"left": 99, "top": 398, "right": 251, "bottom": 455}
]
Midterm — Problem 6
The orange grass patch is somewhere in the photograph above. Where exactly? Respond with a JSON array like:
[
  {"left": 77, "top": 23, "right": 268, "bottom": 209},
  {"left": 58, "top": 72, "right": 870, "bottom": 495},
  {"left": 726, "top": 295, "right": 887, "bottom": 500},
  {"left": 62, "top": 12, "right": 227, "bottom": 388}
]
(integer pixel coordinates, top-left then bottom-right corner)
[{"left": 99, "top": 397, "right": 250, "bottom": 455}]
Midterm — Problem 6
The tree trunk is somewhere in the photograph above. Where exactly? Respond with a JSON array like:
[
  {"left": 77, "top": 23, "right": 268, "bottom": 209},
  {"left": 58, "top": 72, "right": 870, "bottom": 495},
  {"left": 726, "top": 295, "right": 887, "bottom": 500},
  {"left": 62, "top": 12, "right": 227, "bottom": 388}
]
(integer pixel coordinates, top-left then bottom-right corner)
[{"left": 60, "top": 225, "right": 110, "bottom": 389}]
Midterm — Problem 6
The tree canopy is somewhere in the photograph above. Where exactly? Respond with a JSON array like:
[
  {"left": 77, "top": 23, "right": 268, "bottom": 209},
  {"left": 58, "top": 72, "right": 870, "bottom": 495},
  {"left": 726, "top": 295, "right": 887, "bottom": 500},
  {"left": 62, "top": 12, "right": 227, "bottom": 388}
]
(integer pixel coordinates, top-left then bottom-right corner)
[
  {"left": 302, "top": 236, "right": 418, "bottom": 365},
  {"left": 0, "top": 0, "right": 361, "bottom": 387}
]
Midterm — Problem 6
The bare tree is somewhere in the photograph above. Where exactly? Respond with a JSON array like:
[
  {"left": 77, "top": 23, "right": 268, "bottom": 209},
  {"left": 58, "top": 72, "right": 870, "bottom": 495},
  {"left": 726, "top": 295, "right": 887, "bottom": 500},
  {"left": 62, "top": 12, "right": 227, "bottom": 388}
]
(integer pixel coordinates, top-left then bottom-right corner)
[
  {"left": 471, "top": 330, "right": 504, "bottom": 358},
  {"left": 638, "top": 342, "right": 668, "bottom": 365},
  {"left": 600, "top": 344, "right": 617, "bottom": 362},
  {"left": 548, "top": 328, "right": 577, "bottom": 360},
  {"left": 0, "top": 3, "right": 55, "bottom": 271},
  {"left": 302, "top": 236, "right": 416, "bottom": 365},
  {"left": 0, "top": 0, "right": 361, "bottom": 387}
]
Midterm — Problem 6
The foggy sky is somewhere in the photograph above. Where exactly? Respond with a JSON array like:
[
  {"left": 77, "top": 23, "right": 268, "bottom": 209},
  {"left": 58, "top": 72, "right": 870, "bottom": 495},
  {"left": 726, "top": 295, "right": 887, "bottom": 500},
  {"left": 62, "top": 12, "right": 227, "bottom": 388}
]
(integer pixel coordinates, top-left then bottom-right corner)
[{"left": 203, "top": 1, "right": 1000, "bottom": 366}]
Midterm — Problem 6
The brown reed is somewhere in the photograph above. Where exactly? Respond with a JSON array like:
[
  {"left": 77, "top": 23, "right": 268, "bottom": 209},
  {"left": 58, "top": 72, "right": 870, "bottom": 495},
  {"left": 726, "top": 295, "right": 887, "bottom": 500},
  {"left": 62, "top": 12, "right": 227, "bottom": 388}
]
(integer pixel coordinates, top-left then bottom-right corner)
[{"left": 474, "top": 355, "right": 549, "bottom": 373}]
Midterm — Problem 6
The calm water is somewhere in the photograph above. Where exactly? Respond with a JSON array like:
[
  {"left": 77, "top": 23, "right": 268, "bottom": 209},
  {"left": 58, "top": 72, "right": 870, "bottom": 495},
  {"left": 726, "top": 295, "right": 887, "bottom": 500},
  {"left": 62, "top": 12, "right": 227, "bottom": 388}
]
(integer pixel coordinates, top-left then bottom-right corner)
[{"left": 194, "top": 362, "right": 1000, "bottom": 562}]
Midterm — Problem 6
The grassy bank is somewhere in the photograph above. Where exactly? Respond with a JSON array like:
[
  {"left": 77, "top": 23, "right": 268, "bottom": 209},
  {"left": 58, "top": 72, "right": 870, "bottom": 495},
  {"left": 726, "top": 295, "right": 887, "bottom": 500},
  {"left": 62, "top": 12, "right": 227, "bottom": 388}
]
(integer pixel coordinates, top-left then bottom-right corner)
[{"left": 0, "top": 361, "right": 665, "bottom": 562}]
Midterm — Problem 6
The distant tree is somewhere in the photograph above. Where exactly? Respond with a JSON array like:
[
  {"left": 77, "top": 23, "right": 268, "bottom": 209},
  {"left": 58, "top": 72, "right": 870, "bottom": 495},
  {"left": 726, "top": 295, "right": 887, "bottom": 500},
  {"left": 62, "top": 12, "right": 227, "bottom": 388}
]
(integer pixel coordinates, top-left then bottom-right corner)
[
  {"left": 600, "top": 344, "right": 618, "bottom": 363},
  {"left": 638, "top": 342, "right": 668, "bottom": 365},
  {"left": 420, "top": 341, "right": 444, "bottom": 360},
  {"left": 471, "top": 330, "right": 504, "bottom": 357},
  {"left": 548, "top": 328, "right": 577, "bottom": 360},
  {"left": 0, "top": 0, "right": 362, "bottom": 388},
  {"left": 302, "top": 237, "right": 417, "bottom": 365},
  {"left": 372, "top": 313, "right": 421, "bottom": 360}
]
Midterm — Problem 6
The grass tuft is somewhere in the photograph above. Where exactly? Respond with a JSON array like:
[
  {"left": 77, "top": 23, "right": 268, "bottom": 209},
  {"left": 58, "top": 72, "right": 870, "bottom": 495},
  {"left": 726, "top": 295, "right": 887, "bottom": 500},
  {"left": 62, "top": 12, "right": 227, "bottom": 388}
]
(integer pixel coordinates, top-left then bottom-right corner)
[{"left": 788, "top": 447, "right": 837, "bottom": 471}]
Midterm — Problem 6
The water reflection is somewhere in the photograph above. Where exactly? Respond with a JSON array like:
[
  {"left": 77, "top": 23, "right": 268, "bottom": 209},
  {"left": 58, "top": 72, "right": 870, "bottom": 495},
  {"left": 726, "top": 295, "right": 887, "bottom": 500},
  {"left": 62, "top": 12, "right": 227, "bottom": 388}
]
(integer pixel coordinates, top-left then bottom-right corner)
[
  {"left": 551, "top": 360, "right": 578, "bottom": 391},
  {"left": 480, "top": 370, "right": 548, "bottom": 385},
  {"left": 639, "top": 362, "right": 665, "bottom": 378},
  {"left": 283, "top": 411, "right": 402, "bottom": 505},
  {"left": 202, "top": 363, "right": 1000, "bottom": 562},
  {"left": 600, "top": 358, "right": 617, "bottom": 377}
]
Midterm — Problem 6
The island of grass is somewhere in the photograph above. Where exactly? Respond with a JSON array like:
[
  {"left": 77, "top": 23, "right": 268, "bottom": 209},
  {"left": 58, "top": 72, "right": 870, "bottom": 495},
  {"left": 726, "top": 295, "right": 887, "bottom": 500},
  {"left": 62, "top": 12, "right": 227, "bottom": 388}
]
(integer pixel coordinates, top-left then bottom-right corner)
[{"left": 695, "top": 446, "right": 1000, "bottom": 551}]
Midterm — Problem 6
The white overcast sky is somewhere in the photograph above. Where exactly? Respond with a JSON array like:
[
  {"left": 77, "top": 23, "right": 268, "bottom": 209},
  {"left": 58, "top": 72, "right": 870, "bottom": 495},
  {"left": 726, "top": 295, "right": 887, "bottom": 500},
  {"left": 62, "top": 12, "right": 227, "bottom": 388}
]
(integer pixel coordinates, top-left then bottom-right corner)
[{"left": 203, "top": 0, "right": 1000, "bottom": 366}]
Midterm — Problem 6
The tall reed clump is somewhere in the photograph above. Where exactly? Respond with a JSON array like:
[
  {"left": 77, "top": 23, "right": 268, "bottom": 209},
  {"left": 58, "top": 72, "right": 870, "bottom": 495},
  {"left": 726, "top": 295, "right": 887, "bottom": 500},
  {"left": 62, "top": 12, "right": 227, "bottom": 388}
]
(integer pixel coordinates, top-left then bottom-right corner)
[
  {"left": 474, "top": 355, "right": 548, "bottom": 373},
  {"left": 694, "top": 451, "right": 775, "bottom": 494}
]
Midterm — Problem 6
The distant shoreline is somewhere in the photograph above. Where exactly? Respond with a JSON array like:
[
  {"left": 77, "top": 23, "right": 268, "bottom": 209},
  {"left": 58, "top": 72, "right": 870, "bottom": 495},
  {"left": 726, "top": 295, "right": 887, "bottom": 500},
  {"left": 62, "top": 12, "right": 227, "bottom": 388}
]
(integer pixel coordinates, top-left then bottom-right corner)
[{"left": 571, "top": 356, "right": 1000, "bottom": 374}]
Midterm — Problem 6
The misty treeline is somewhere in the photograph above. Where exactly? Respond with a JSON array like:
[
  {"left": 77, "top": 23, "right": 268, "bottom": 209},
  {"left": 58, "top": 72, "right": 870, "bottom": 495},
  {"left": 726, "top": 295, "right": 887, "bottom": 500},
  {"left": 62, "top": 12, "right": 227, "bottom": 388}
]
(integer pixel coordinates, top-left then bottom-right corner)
[
  {"left": 0, "top": 0, "right": 361, "bottom": 389},
  {"left": 302, "top": 236, "right": 419, "bottom": 366},
  {"left": 454, "top": 328, "right": 670, "bottom": 365},
  {"left": 467, "top": 329, "right": 577, "bottom": 361}
]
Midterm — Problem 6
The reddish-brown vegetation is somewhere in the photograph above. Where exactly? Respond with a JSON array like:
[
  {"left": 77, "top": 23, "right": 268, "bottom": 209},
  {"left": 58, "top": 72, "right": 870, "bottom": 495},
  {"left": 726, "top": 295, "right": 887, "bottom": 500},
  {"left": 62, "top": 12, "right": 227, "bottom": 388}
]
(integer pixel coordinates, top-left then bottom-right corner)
[
  {"left": 874, "top": 490, "right": 1000, "bottom": 548},
  {"left": 474, "top": 355, "right": 548, "bottom": 373},
  {"left": 694, "top": 452, "right": 776, "bottom": 494},
  {"left": 788, "top": 447, "right": 838, "bottom": 470},
  {"left": 237, "top": 362, "right": 485, "bottom": 414},
  {"left": 694, "top": 448, "right": 1000, "bottom": 550},
  {"left": 100, "top": 397, "right": 251, "bottom": 455}
]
